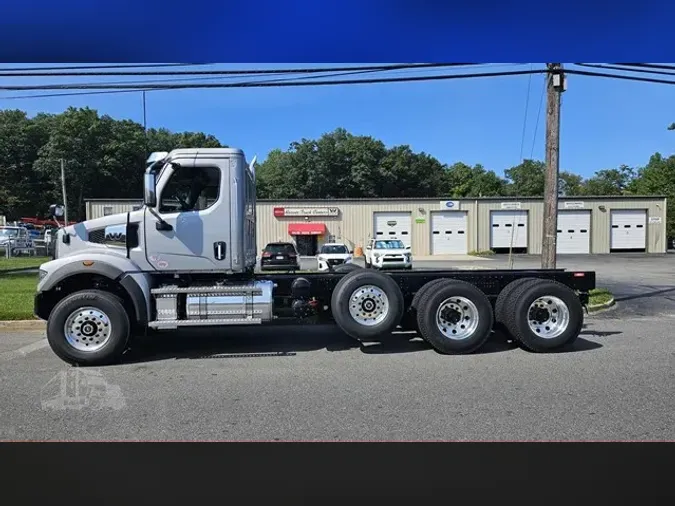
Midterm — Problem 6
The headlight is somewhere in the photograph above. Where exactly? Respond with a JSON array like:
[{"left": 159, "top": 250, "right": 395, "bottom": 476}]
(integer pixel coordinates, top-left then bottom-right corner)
[
  {"left": 38, "top": 269, "right": 48, "bottom": 281},
  {"left": 317, "top": 255, "right": 325, "bottom": 262}
]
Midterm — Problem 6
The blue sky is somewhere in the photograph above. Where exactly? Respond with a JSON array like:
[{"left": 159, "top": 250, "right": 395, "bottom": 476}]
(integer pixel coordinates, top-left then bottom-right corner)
[{"left": 1, "top": 63, "right": 674, "bottom": 179}]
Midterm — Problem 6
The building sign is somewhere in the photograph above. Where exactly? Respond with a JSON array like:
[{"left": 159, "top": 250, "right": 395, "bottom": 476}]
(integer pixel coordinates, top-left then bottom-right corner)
[
  {"left": 440, "top": 200, "right": 460, "bottom": 209},
  {"left": 273, "top": 207, "right": 339, "bottom": 218},
  {"left": 500, "top": 202, "right": 522, "bottom": 210},
  {"left": 563, "top": 201, "right": 585, "bottom": 209},
  {"left": 415, "top": 217, "right": 426, "bottom": 224},
  {"left": 649, "top": 216, "right": 662, "bottom": 224}
]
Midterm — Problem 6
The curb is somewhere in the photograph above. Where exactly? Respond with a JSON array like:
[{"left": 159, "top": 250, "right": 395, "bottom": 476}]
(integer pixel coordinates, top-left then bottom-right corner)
[
  {"left": 587, "top": 297, "right": 616, "bottom": 313},
  {"left": 0, "top": 319, "right": 46, "bottom": 331},
  {"left": 0, "top": 268, "right": 39, "bottom": 275}
]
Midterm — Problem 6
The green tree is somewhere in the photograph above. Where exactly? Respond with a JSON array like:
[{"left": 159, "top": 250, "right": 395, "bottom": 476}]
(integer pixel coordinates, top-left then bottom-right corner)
[
  {"left": 441, "top": 162, "right": 507, "bottom": 197},
  {"left": 504, "top": 159, "right": 546, "bottom": 196},
  {"left": 581, "top": 165, "right": 636, "bottom": 196},
  {"left": 0, "top": 110, "right": 55, "bottom": 218},
  {"left": 629, "top": 153, "right": 675, "bottom": 238}
]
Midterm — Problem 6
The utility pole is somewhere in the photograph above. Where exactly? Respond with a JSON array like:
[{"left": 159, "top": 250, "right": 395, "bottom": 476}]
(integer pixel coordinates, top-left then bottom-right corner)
[
  {"left": 541, "top": 63, "right": 565, "bottom": 269},
  {"left": 60, "top": 158, "right": 69, "bottom": 224}
]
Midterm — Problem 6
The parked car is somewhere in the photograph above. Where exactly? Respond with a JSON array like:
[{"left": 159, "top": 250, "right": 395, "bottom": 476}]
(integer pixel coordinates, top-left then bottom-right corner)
[
  {"left": 317, "top": 243, "right": 353, "bottom": 271},
  {"left": 364, "top": 237, "right": 412, "bottom": 270},
  {"left": 260, "top": 242, "right": 300, "bottom": 271},
  {"left": 0, "top": 226, "right": 33, "bottom": 255}
]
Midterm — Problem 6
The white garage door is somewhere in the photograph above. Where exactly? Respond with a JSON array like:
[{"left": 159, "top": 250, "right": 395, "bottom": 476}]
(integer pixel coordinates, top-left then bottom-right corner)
[
  {"left": 490, "top": 210, "right": 528, "bottom": 249},
  {"left": 431, "top": 211, "right": 468, "bottom": 254},
  {"left": 373, "top": 212, "right": 412, "bottom": 247},
  {"left": 557, "top": 210, "right": 591, "bottom": 254},
  {"left": 611, "top": 210, "right": 646, "bottom": 250}
]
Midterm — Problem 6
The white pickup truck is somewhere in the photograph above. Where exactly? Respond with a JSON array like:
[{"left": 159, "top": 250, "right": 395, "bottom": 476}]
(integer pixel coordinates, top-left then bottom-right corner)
[{"left": 364, "top": 238, "right": 413, "bottom": 270}]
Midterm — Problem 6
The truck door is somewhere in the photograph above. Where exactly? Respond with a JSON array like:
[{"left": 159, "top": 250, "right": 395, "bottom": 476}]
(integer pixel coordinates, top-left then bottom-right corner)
[{"left": 144, "top": 159, "right": 231, "bottom": 271}]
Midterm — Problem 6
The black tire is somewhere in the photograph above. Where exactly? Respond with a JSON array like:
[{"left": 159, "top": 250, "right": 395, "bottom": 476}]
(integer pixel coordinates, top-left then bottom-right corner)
[
  {"left": 333, "top": 263, "right": 362, "bottom": 273},
  {"left": 416, "top": 280, "right": 494, "bottom": 354},
  {"left": 46, "top": 289, "right": 131, "bottom": 366},
  {"left": 399, "top": 278, "right": 453, "bottom": 332},
  {"left": 331, "top": 270, "right": 404, "bottom": 340},
  {"left": 503, "top": 279, "right": 584, "bottom": 352},
  {"left": 494, "top": 277, "right": 539, "bottom": 327}
]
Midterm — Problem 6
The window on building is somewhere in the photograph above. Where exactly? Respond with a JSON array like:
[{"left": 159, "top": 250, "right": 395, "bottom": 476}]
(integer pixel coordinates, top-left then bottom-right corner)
[{"left": 103, "top": 206, "right": 113, "bottom": 216}]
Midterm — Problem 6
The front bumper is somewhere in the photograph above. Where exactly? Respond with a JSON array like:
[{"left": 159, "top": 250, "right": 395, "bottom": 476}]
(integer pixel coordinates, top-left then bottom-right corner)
[{"left": 372, "top": 256, "right": 413, "bottom": 269}]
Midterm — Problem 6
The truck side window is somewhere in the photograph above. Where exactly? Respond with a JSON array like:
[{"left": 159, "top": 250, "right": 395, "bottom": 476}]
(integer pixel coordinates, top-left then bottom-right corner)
[{"left": 159, "top": 166, "right": 221, "bottom": 213}]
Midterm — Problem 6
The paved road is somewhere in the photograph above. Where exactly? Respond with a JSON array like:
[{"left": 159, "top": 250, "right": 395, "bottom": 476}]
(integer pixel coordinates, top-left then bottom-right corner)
[
  {"left": 0, "top": 253, "right": 673, "bottom": 441},
  {"left": 0, "top": 313, "right": 673, "bottom": 441}
]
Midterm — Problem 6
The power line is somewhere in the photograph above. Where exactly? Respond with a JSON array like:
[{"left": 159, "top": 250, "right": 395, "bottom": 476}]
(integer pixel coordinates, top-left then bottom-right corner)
[
  {"left": 0, "top": 66, "right": 425, "bottom": 101},
  {"left": 0, "top": 63, "right": 212, "bottom": 73},
  {"left": 518, "top": 64, "right": 534, "bottom": 162},
  {"left": 574, "top": 63, "right": 675, "bottom": 77},
  {"left": 529, "top": 74, "right": 547, "bottom": 159},
  {"left": 564, "top": 68, "right": 675, "bottom": 86},
  {"left": 607, "top": 63, "right": 675, "bottom": 72},
  {"left": 0, "top": 68, "right": 545, "bottom": 92},
  {"left": 0, "top": 63, "right": 485, "bottom": 77}
]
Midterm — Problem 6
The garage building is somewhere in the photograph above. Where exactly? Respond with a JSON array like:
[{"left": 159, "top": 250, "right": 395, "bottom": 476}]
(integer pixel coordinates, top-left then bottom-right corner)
[{"left": 85, "top": 195, "right": 668, "bottom": 256}]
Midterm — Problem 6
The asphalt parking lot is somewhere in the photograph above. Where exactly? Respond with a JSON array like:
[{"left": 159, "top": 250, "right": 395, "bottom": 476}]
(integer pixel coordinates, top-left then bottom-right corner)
[{"left": 0, "top": 253, "right": 673, "bottom": 441}]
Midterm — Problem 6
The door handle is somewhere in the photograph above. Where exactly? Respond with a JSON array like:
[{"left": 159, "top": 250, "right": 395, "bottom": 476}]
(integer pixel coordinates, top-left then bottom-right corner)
[{"left": 214, "top": 241, "right": 226, "bottom": 260}]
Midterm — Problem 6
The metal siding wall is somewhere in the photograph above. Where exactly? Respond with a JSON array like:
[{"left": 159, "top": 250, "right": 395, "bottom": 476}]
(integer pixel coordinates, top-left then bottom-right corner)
[
  {"left": 85, "top": 197, "right": 667, "bottom": 255},
  {"left": 256, "top": 200, "right": 478, "bottom": 256},
  {"left": 582, "top": 198, "right": 667, "bottom": 253},
  {"left": 86, "top": 201, "right": 140, "bottom": 220}
]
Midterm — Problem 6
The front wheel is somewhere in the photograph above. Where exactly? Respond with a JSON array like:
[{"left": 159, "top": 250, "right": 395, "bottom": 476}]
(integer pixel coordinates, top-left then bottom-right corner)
[{"left": 46, "top": 289, "right": 131, "bottom": 366}]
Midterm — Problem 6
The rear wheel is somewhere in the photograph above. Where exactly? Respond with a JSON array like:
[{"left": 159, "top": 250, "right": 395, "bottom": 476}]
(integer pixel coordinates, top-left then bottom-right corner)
[
  {"left": 46, "top": 289, "right": 131, "bottom": 366},
  {"left": 400, "top": 278, "right": 452, "bottom": 332},
  {"left": 503, "top": 280, "right": 584, "bottom": 352},
  {"left": 331, "top": 270, "right": 404, "bottom": 340},
  {"left": 333, "top": 263, "right": 362, "bottom": 273},
  {"left": 416, "top": 280, "right": 494, "bottom": 354},
  {"left": 494, "top": 277, "right": 539, "bottom": 329}
]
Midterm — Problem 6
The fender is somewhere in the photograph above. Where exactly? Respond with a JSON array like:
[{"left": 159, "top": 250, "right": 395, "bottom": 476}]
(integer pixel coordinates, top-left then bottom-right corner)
[{"left": 37, "top": 253, "right": 151, "bottom": 324}]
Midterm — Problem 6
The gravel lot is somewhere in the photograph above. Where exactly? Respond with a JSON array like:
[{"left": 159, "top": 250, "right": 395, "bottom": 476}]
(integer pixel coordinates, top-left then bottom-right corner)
[{"left": 0, "top": 253, "right": 673, "bottom": 441}]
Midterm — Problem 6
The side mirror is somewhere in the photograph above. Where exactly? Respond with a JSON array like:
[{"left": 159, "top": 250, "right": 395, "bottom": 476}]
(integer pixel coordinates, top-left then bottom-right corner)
[
  {"left": 49, "top": 204, "right": 64, "bottom": 218},
  {"left": 144, "top": 172, "right": 157, "bottom": 207}
]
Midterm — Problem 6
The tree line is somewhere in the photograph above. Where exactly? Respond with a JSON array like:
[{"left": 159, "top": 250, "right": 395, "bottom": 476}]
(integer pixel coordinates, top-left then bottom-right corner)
[{"left": 1, "top": 107, "right": 673, "bottom": 237}]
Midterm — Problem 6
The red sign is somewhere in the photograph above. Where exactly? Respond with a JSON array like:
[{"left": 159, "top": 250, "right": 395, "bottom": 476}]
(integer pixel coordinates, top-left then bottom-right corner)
[
  {"left": 273, "top": 207, "right": 285, "bottom": 217},
  {"left": 288, "top": 223, "right": 327, "bottom": 236}
]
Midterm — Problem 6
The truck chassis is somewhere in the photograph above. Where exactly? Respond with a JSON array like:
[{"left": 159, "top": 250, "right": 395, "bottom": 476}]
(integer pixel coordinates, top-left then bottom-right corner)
[{"left": 35, "top": 263, "right": 595, "bottom": 366}]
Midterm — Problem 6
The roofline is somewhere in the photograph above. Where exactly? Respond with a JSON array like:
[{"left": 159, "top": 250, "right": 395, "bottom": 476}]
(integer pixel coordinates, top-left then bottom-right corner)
[{"left": 85, "top": 195, "right": 667, "bottom": 202}]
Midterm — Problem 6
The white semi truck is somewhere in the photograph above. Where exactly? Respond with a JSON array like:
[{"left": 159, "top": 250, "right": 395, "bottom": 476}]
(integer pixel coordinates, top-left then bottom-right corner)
[{"left": 34, "top": 148, "right": 595, "bottom": 366}]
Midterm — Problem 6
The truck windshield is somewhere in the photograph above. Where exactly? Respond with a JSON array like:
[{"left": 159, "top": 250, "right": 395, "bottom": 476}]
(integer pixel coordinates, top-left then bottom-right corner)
[
  {"left": 375, "top": 240, "right": 404, "bottom": 249},
  {"left": 320, "top": 245, "right": 348, "bottom": 254},
  {"left": 0, "top": 228, "right": 19, "bottom": 238}
]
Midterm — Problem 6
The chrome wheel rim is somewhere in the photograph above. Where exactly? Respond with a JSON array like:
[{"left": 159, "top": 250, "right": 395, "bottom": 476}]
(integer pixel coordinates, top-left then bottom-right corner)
[
  {"left": 63, "top": 306, "right": 112, "bottom": 352},
  {"left": 348, "top": 285, "right": 389, "bottom": 326},
  {"left": 435, "top": 296, "right": 480, "bottom": 340},
  {"left": 527, "top": 296, "right": 569, "bottom": 339}
]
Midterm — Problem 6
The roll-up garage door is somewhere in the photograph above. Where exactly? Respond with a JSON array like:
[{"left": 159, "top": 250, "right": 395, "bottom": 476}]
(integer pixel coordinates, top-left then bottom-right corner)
[
  {"left": 490, "top": 210, "right": 528, "bottom": 249},
  {"left": 431, "top": 211, "right": 468, "bottom": 254},
  {"left": 610, "top": 210, "right": 646, "bottom": 250},
  {"left": 556, "top": 210, "right": 591, "bottom": 254},
  {"left": 373, "top": 212, "right": 412, "bottom": 247}
]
